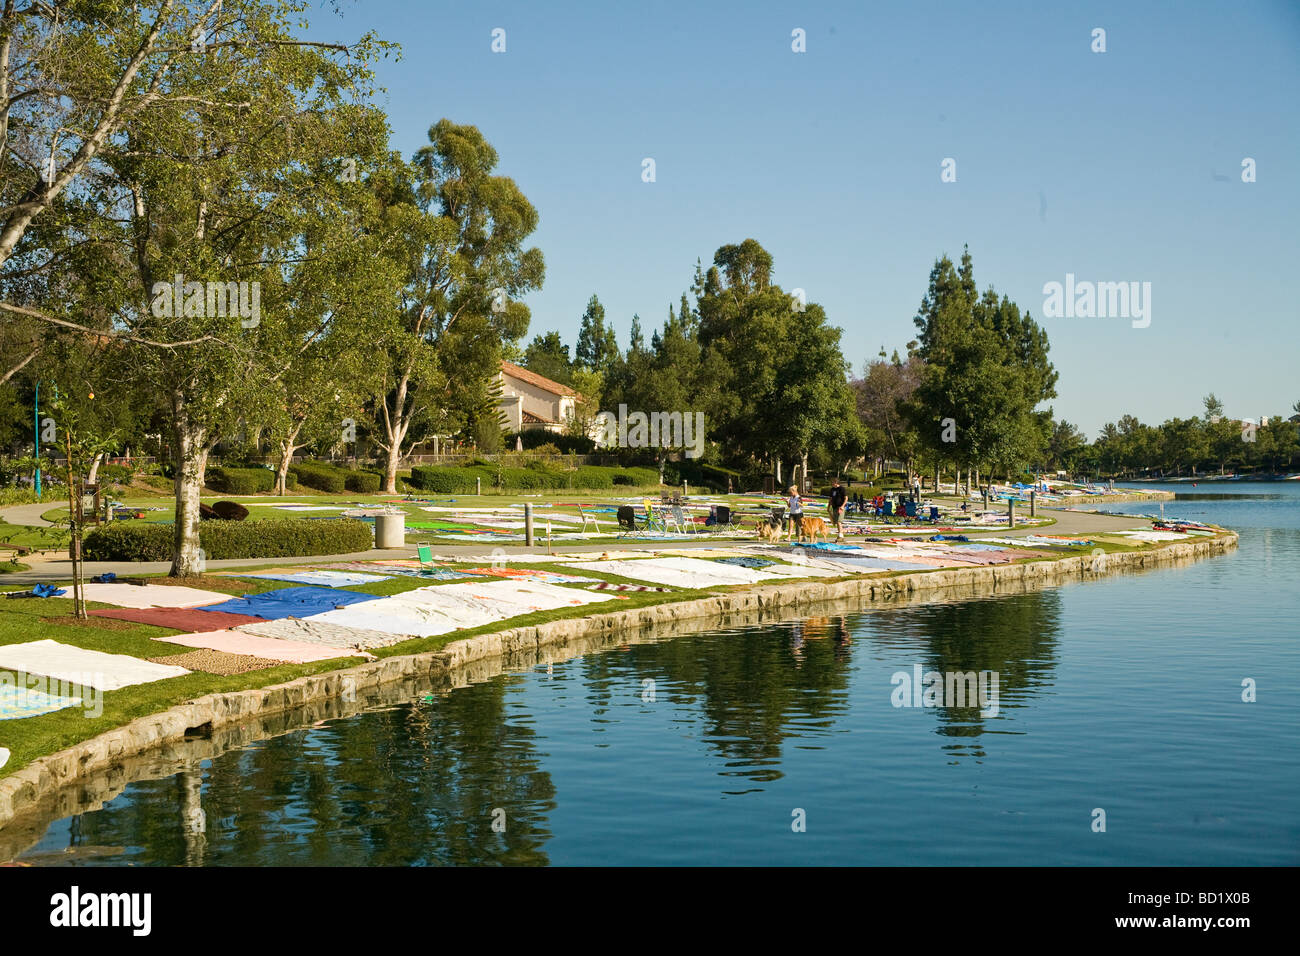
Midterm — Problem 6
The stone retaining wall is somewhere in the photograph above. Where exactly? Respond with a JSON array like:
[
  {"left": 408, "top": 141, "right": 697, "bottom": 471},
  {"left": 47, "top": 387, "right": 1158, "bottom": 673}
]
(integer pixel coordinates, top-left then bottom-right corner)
[{"left": 0, "top": 532, "right": 1236, "bottom": 832}]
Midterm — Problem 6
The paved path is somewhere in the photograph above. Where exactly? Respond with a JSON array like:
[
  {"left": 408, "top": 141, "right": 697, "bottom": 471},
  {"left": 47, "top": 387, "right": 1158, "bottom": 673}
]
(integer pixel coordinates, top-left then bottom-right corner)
[{"left": 0, "top": 503, "right": 56, "bottom": 528}]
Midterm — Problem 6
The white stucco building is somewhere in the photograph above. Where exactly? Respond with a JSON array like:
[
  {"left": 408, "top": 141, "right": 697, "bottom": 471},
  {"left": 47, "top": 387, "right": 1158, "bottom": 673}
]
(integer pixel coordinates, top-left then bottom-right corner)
[{"left": 497, "top": 361, "right": 579, "bottom": 434}]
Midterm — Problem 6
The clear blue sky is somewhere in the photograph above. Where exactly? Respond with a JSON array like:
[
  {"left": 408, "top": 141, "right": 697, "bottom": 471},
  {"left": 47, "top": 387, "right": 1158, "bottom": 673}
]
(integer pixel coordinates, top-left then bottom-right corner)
[{"left": 308, "top": 0, "right": 1299, "bottom": 438}]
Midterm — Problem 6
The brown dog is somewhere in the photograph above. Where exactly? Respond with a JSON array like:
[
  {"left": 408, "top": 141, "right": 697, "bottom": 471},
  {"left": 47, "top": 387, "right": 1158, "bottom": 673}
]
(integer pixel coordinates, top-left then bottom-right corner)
[
  {"left": 800, "top": 515, "right": 828, "bottom": 543},
  {"left": 755, "top": 518, "right": 783, "bottom": 543}
]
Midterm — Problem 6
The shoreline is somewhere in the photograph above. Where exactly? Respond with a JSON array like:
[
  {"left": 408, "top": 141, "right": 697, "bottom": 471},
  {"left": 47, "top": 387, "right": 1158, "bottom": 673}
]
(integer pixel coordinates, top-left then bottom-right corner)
[{"left": 0, "top": 529, "right": 1236, "bottom": 837}]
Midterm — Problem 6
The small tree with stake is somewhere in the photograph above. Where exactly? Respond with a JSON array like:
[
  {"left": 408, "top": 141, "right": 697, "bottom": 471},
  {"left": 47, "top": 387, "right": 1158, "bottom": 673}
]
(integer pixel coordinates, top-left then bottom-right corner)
[{"left": 42, "top": 390, "right": 118, "bottom": 618}]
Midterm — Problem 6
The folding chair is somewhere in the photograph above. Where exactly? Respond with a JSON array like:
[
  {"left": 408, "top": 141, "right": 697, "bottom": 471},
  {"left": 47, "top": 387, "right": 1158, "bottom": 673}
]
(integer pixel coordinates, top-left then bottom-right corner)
[
  {"left": 616, "top": 506, "right": 638, "bottom": 537},
  {"left": 670, "top": 504, "right": 695, "bottom": 534},
  {"left": 715, "top": 505, "right": 740, "bottom": 528},
  {"left": 642, "top": 500, "right": 668, "bottom": 534},
  {"left": 577, "top": 504, "right": 601, "bottom": 534},
  {"left": 416, "top": 542, "right": 437, "bottom": 568}
]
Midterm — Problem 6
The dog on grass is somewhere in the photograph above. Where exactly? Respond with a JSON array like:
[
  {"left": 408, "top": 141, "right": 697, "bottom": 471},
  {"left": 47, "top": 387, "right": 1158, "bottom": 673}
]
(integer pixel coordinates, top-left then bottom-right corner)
[
  {"left": 799, "top": 515, "right": 828, "bottom": 543},
  {"left": 755, "top": 518, "right": 783, "bottom": 543}
]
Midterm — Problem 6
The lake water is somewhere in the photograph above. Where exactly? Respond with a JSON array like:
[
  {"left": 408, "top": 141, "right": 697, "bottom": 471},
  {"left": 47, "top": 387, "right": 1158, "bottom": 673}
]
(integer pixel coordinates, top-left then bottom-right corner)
[{"left": 10, "top": 483, "right": 1299, "bottom": 865}]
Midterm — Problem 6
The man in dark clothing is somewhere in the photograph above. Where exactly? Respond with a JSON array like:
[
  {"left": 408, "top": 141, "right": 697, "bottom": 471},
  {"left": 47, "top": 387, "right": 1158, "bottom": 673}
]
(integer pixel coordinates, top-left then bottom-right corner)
[{"left": 828, "top": 479, "right": 848, "bottom": 541}]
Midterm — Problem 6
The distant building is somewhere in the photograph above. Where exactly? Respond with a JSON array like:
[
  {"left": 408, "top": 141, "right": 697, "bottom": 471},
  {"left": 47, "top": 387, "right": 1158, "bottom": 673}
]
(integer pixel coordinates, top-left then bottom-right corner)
[{"left": 497, "top": 361, "right": 579, "bottom": 435}]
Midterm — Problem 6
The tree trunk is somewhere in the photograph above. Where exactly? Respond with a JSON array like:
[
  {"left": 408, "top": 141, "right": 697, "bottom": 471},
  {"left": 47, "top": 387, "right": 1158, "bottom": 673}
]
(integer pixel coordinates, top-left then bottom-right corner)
[
  {"left": 383, "top": 441, "right": 402, "bottom": 494},
  {"left": 800, "top": 451, "right": 809, "bottom": 492},
  {"left": 86, "top": 452, "right": 104, "bottom": 487},
  {"left": 276, "top": 451, "right": 292, "bottom": 496},
  {"left": 171, "top": 406, "right": 209, "bottom": 578},
  {"left": 275, "top": 422, "right": 304, "bottom": 495}
]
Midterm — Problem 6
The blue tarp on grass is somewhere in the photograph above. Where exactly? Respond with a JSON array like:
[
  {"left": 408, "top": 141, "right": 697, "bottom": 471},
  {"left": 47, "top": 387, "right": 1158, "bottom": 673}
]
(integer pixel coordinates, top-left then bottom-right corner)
[{"left": 196, "top": 586, "right": 383, "bottom": 620}]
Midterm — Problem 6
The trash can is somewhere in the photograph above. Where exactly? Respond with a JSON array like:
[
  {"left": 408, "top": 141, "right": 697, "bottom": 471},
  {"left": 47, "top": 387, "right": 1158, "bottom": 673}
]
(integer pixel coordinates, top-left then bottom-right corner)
[{"left": 375, "top": 512, "right": 405, "bottom": 549}]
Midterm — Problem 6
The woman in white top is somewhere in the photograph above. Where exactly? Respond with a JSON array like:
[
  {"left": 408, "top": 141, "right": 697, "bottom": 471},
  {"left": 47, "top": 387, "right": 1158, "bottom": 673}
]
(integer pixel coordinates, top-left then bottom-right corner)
[{"left": 786, "top": 486, "right": 803, "bottom": 539}]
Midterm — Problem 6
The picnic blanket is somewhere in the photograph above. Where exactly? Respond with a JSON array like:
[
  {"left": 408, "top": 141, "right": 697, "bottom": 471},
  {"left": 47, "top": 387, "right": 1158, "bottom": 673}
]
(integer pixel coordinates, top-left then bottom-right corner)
[
  {"left": 0, "top": 639, "right": 190, "bottom": 691},
  {"left": 197, "top": 586, "right": 382, "bottom": 620},
  {"left": 586, "top": 582, "right": 672, "bottom": 592},
  {"left": 564, "top": 557, "right": 780, "bottom": 588},
  {"left": 87, "top": 606, "right": 267, "bottom": 632},
  {"left": 0, "top": 683, "right": 83, "bottom": 720},
  {"left": 464, "top": 567, "right": 598, "bottom": 584},
  {"left": 235, "top": 617, "right": 408, "bottom": 650},
  {"left": 79, "top": 583, "right": 232, "bottom": 609},
  {"left": 716, "top": 555, "right": 781, "bottom": 570},
  {"left": 153, "top": 630, "right": 357, "bottom": 664},
  {"left": 320, "top": 562, "right": 477, "bottom": 580},
  {"left": 309, "top": 580, "right": 615, "bottom": 637},
  {"left": 236, "top": 569, "right": 393, "bottom": 587}
]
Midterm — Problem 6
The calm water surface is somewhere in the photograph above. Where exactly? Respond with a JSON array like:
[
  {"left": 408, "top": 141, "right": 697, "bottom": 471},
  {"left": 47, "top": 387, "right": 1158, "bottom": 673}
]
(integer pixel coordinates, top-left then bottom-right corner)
[{"left": 14, "top": 483, "right": 1300, "bottom": 865}]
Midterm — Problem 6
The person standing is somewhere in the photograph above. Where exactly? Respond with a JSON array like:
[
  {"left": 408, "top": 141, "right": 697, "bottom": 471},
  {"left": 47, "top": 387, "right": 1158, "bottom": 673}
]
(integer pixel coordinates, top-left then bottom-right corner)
[
  {"left": 786, "top": 485, "right": 803, "bottom": 541},
  {"left": 828, "top": 478, "right": 847, "bottom": 541}
]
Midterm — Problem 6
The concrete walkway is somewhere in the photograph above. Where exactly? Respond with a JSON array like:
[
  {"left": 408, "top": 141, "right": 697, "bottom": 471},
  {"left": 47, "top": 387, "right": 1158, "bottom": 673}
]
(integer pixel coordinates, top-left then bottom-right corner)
[{"left": 0, "top": 502, "right": 57, "bottom": 528}]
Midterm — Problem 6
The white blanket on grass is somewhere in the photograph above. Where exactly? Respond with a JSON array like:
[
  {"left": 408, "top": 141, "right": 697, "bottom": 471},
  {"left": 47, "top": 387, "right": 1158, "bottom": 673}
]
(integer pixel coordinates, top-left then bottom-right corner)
[
  {"left": 0, "top": 639, "right": 190, "bottom": 690},
  {"left": 306, "top": 580, "right": 615, "bottom": 637},
  {"left": 80, "top": 583, "right": 231, "bottom": 609}
]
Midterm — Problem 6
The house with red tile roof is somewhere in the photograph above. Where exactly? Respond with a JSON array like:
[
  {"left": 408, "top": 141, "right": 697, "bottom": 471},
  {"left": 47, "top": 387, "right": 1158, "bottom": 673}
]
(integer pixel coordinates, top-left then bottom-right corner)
[{"left": 497, "top": 361, "right": 580, "bottom": 434}]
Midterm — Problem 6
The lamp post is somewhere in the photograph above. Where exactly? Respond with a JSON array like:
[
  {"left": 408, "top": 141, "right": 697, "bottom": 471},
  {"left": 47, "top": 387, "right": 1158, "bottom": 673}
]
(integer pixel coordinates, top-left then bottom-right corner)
[{"left": 33, "top": 381, "right": 41, "bottom": 497}]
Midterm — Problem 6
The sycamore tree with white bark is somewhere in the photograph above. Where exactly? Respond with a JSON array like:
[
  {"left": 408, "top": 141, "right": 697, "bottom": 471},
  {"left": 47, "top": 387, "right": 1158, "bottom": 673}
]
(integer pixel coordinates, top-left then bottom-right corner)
[{"left": 0, "top": 0, "right": 393, "bottom": 575}]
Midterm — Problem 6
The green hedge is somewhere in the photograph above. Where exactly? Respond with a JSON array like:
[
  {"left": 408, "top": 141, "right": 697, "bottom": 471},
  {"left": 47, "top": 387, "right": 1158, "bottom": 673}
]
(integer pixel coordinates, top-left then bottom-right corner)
[
  {"left": 406, "top": 463, "right": 660, "bottom": 492},
  {"left": 345, "top": 470, "right": 382, "bottom": 493},
  {"left": 207, "top": 466, "right": 274, "bottom": 494},
  {"left": 573, "top": 466, "right": 614, "bottom": 489},
  {"left": 407, "top": 465, "right": 487, "bottom": 493},
  {"left": 506, "top": 431, "right": 595, "bottom": 453},
  {"left": 83, "top": 518, "right": 373, "bottom": 561},
  {"left": 613, "top": 467, "right": 659, "bottom": 486},
  {"left": 666, "top": 460, "right": 742, "bottom": 491},
  {"left": 290, "top": 462, "right": 345, "bottom": 493}
]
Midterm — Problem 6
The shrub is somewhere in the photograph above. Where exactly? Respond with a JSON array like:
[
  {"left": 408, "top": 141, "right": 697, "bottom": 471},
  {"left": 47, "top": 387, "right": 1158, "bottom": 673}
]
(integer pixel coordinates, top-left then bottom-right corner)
[
  {"left": 207, "top": 466, "right": 274, "bottom": 494},
  {"left": 667, "top": 460, "right": 742, "bottom": 491},
  {"left": 290, "top": 461, "right": 345, "bottom": 493},
  {"left": 97, "top": 464, "right": 134, "bottom": 485},
  {"left": 344, "top": 470, "right": 382, "bottom": 494},
  {"left": 574, "top": 466, "right": 614, "bottom": 489},
  {"left": 211, "top": 500, "right": 250, "bottom": 520},
  {"left": 83, "top": 518, "right": 372, "bottom": 561},
  {"left": 499, "top": 466, "right": 562, "bottom": 490},
  {"left": 613, "top": 467, "right": 660, "bottom": 486},
  {"left": 407, "top": 465, "right": 485, "bottom": 494},
  {"left": 506, "top": 431, "right": 595, "bottom": 454}
]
